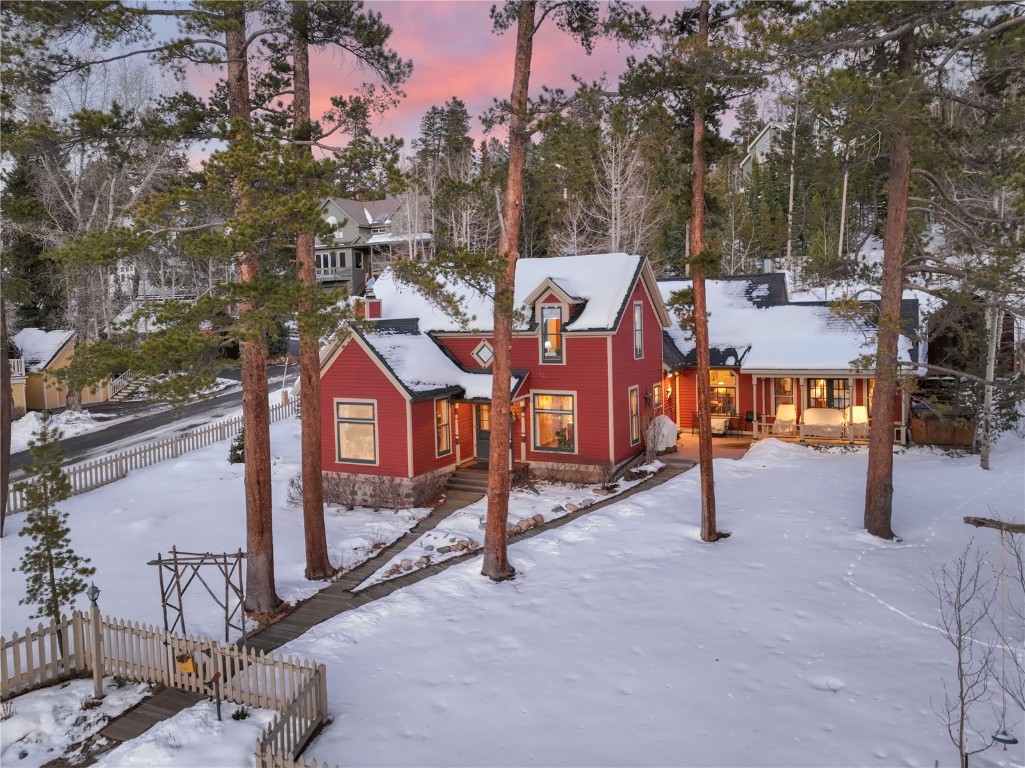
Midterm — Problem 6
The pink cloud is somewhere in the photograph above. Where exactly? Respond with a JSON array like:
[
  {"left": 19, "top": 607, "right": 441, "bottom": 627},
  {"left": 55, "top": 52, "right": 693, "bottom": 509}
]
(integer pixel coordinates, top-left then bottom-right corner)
[{"left": 310, "top": 1, "right": 671, "bottom": 149}]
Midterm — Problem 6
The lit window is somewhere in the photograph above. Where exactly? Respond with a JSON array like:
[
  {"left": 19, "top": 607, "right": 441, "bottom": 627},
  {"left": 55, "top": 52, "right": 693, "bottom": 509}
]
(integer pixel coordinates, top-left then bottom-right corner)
[
  {"left": 472, "top": 340, "right": 494, "bottom": 368},
  {"left": 633, "top": 302, "right": 643, "bottom": 359},
  {"left": 653, "top": 383, "right": 662, "bottom": 409},
  {"left": 542, "top": 306, "right": 562, "bottom": 363},
  {"left": 335, "top": 401, "right": 376, "bottom": 463},
  {"left": 436, "top": 400, "right": 452, "bottom": 456},
  {"left": 629, "top": 386, "right": 640, "bottom": 445},
  {"left": 709, "top": 370, "right": 737, "bottom": 415},
  {"left": 808, "top": 378, "right": 850, "bottom": 410},
  {"left": 774, "top": 377, "right": 794, "bottom": 407},
  {"left": 533, "top": 393, "right": 574, "bottom": 451}
]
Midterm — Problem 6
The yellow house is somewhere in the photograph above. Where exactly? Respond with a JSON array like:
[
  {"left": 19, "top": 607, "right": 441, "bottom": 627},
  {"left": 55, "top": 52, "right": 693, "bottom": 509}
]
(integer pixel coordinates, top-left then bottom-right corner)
[
  {"left": 12, "top": 328, "right": 110, "bottom": 411},
  {"left": 9, "top": 356, "right": 27, "bottom": 418}
]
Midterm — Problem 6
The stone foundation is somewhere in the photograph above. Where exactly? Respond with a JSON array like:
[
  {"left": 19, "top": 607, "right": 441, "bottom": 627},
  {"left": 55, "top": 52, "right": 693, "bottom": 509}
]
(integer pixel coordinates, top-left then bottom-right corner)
[{"left": 322, "top": 469, "right": 449, "bottom": 509}]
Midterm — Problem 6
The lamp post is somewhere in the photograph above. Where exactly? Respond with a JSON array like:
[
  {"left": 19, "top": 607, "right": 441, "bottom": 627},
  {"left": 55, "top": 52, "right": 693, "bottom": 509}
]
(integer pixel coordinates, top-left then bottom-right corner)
[{"left": 86, "top": 582, "right": 103, "bottom": 700}]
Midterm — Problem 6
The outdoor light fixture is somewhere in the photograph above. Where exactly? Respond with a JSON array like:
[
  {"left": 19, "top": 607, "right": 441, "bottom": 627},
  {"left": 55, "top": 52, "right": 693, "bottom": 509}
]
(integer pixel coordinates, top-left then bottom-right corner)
[{"left": 86, "top": 582, "right": 100, "bottom": 607}]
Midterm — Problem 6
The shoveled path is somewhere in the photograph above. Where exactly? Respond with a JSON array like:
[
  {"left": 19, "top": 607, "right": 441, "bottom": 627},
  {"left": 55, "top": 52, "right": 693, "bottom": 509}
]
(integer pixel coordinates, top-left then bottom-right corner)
[{"left": 99, "top": 455, "right": 697, "bottom": 746}]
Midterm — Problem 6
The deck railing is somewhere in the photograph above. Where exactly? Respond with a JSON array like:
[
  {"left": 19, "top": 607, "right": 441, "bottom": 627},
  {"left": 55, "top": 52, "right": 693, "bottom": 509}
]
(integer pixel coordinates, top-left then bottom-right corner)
[
  {"left": 9, "top": 358, "right": 25, "bottom": 378},
  {"left": 7, "top": 399, "right": 298, "bottom": 515}
]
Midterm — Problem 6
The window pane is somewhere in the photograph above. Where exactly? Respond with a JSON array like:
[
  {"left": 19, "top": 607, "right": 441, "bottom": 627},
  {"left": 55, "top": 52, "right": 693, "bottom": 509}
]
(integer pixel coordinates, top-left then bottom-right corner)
[
  {"left": 533, "top": 393, "right": 575, "bottom": 451},
  {"left": 337, "top": 402, "right": 374, "bottom": 420},
  {"left": 436, "top": 401, "right": 451, "bottom": 454},
  {"left": 338, "top": 422, "right": 375, "bottom": 462},
  {"left": 542, "top": 307, "right": 562, "bottom": 361}
]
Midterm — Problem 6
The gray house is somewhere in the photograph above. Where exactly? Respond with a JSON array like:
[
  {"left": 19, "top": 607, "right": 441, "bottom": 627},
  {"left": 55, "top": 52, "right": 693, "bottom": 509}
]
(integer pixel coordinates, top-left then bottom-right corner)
[{"left": 316, "top": 197, "right": 431, "bottom": 293}]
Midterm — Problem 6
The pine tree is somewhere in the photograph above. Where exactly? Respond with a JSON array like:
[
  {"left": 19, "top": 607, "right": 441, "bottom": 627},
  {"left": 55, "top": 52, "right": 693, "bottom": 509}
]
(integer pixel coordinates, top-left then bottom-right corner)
[{"left": 15, "top": 412, "right": 94, "bottom": 628}]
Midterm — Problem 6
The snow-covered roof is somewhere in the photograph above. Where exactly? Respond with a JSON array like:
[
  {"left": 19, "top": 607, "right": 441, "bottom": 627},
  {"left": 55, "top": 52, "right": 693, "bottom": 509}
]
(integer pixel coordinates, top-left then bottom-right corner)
[
  {"left": 12, "top": 328, "right": 75, "bottom": 372},
  {"left": 372, "top": 253, "right": 658, "bottom": 333},
  {"left": 659, "top": 276, "right": 918, "bottom": 372},
  {"left": 366, "top": 232, "right": 432, "bottom": 245},
  {"left": 355, "top": 324, "right": 524, "bottom": 401}
]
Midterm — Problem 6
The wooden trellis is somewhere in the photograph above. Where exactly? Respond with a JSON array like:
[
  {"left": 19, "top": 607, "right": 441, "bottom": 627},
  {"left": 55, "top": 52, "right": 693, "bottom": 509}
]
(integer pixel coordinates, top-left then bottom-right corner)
[{"left": 148, "top": 547, "right": 247, "bottom": 643}]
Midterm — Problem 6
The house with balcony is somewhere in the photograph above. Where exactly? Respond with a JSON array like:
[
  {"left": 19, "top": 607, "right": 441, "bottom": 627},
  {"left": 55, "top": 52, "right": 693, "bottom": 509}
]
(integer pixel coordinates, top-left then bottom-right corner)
[
  {"left": 316, "top": 197, "right": 431, "bottom": 294},
  {"left": 317, "top": 252, "right": 670, "bottom": 505},
  {"left": 12, "top": 328, "right": 113, "bottom": 411}
]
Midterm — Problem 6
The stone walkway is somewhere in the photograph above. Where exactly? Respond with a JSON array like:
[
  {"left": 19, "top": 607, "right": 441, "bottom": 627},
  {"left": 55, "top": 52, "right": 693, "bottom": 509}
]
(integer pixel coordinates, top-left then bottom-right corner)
[{"left": 98, "top": 454, "right": 698, "bottom": 747}]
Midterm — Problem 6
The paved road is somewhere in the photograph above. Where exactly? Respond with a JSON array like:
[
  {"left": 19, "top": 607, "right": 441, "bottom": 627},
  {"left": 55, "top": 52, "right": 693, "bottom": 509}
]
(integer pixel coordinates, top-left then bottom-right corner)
[{"left": 10, "top": 361, "right": 298, "bottom": 474}]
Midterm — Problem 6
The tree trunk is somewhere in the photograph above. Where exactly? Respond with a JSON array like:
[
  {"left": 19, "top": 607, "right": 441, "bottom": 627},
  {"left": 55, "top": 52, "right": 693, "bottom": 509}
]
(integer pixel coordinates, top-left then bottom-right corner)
[
  {"left": 482, "top": 0, "right": 535, "bottom": 582},
  {"left": 1, "top": 299, "right": 9, "bottom": 537},
  {"left": 691, "top": 0, "right": 719, "bottom": 544},
  {"left": 291, "top": 0, "right": 334, "bottom": 580},
  {"left": 225, "top": 8, "right": 281, "bottom": 612},
  {"left": 864, "top": 28, "right": 915, "bottom": 541},
  {"left": 979, "top": 306, "right": 1000, "bottom": 471}
]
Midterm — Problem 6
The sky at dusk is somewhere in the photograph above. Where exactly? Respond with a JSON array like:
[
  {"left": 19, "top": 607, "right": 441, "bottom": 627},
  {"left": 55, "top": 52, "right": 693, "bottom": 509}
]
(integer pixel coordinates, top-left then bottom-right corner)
[{"left": 311, "top": 1, "right": 685, "bottom": 149}]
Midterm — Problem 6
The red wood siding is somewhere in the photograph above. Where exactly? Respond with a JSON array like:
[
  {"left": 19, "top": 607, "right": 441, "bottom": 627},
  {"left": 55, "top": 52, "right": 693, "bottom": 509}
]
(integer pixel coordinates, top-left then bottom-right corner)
[
  {"left": 320, "top": 339, "right": 410, "bottom": 477},
  {"left": 609, "top": 282, "right": 664, "bottom": 465},
  {"left": 410, "top": 399, "right": 458, "bottom": 476},
  {"left": 454, "top": 401, "right": 474, "bottom": 462},
  {"left": 436, "top": 336, "right": 493, "bottom": 371}
]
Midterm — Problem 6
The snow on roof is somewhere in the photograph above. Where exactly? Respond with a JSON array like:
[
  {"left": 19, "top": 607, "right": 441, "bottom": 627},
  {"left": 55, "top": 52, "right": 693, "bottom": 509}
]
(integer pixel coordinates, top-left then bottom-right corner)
[
  {"left": 362, "top": 329, "right": 515, "bottom": 400},
  {"left": 659, "top": 278, "right": 915, "bottom": 371},
  {"left": 12, "top": 328, "right": 75, "bottom": 372},
  {"left": 366, "top": 232, "right": 432, "bottom": 245},
  {"left": 372, "top": 253, "right": 644, "bottom": 333}
]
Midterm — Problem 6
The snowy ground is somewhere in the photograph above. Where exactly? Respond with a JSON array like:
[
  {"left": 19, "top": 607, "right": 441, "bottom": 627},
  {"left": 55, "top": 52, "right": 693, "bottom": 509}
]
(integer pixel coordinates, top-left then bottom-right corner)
[
  {"left": 279, "top": 435, "right": 1025, "bottom": 768},
  {"left": 2, "top": 415, "right": 430, "bottom": 641},
  {"left": 3, "top": 419, "right": 1023, "bottom": 767},
  {"left": 9, "top": 377, "right": 240, "bottom": 454}
]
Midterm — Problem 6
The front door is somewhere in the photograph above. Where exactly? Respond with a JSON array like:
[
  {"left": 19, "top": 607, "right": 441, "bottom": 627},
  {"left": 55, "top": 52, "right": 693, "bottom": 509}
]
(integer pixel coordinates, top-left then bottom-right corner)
[{"left": 475, "top": 404, "right": 491, "bottom": 459}]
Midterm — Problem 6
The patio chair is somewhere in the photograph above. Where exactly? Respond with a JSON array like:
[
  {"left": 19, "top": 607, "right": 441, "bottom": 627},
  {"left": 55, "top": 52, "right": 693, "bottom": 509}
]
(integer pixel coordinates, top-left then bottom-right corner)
[
  {"left": 849, "top": 405, "right": 869, "bottom": 440},
  {"left": 772, "top": 404, "right": 797, "bottom": 437}
]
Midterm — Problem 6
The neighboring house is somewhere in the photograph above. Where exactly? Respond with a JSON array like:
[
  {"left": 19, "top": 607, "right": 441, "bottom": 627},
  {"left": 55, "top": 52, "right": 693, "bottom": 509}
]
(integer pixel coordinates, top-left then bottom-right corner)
[
  {"left": 657, "top": 274, "right": 922, "bottom": 443},
  {"left": 11, "top": 328, "right": 112, "bottom": 411},
  {"left": 739, "top": 122, "right": 785, "bottom": 181},
  {"left": 318, "top": 253, "right": 670, "bottom": 505},
  {"left": 316, "top": 197, "right": 431, "bottom": 294},
  {"left": 8, "top": 353, "right": 27, "bottom": 418}
]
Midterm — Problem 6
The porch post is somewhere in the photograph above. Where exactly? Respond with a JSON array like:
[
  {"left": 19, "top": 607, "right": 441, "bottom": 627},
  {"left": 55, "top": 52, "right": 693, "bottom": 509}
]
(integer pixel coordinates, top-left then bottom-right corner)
[
  {"left": 751, "top": 376, "right": 758, "bottom": 438},
  {"left": 847, "top": 376, "right": 854, "bottom": 444},
  {"left": 454, "top": 403, "right": 461, "bottom": 464}
]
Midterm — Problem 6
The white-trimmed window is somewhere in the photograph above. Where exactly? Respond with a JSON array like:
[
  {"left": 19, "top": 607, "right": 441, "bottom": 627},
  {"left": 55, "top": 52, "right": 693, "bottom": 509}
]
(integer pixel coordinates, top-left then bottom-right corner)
[
  {"left": 542, "top": 306, "right": 563, "bottom": 363},
  {"left": 335, "top": 400, "right": 377, "bottom": 464},
  {"left": 436, "top": 399, "right": 452, "bottom": 456},
  {"left": 633, "top": 302, "right": 643, "bottom": 359},
  {"left": 653, "top": 383, "right": 663, "bottom": 409},
  {"left": 629, "top": 386, "right": 641, "bottom": 445},
  {"left": 472, "top": 339, "right": 494, "bottom": 368},
  {"left": 533, "top": 393, "right": 574, "bottom": 451}
]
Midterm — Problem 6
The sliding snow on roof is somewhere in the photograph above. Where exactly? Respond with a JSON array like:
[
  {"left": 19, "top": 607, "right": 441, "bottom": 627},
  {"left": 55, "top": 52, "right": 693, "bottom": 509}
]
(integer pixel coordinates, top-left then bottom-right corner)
[
  {"left": 12, "top": 328, "right": 75, "bottom": 372},
  {"left": 371, "top": 253, "right": 646, "bottom": 333},
  {"left": 659, "top": 276, "right": 916, "bottom": 371}
]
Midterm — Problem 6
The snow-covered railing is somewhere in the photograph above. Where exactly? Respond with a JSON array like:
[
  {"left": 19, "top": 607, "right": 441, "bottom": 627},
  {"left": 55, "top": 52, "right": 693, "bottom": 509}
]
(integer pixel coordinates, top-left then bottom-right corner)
[
  {"left": 1, "top": 612, "right": 337, "bottom": 768},
  {"left": 9, "top": 358, "right": 25, "bottom": 378},
  {"left": 7, "top": 398, "right": 298, "bottom": 515}
]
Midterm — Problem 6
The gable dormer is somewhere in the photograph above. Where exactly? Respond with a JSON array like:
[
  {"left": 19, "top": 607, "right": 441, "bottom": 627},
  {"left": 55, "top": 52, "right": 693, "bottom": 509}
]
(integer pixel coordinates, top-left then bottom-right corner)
[{"left": 523, "top": 278, "right": 586, "bottom": 365}]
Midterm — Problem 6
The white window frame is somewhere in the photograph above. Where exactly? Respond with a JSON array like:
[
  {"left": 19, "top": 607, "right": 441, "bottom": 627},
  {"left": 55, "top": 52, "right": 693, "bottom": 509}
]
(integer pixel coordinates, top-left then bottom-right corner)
[
  {"left": 629, "top": 385, "right": 641, "bottom": 445},
  {"left": 334, "top": 398, "right": 378, "bottom": 465},
  {"left": 532, "top": 391, "right": 576, "bottom": 453},
  {"left": 435, "top": 399, "right": 452, "bottom": 457},
  {"left": 541, "top": 305, "right": 564, "bottom": 364},
  {"left": 633, "top": 302, "right": 644, "bottom": 359}
]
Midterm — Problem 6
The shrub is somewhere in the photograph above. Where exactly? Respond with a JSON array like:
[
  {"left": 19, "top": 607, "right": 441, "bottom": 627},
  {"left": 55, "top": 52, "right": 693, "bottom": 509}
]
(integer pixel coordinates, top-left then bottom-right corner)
[
  {"left": 228, "top": 429, "right": 245, "bottom": 464},
  {"left": 231, "top": 705, "right": 250, "bottom": 721},
  {"left": 286, "top": 472, "right": 303, "bottom": 507},
  {"left": 1, "top": 701, "right": 15, "bottom": 721}
]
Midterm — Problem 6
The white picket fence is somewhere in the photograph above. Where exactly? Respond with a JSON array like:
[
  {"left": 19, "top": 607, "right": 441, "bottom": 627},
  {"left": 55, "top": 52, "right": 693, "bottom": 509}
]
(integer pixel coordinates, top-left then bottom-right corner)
[
  {"left": 2, "top": 612, "right": 335, "bottom": 768},
  {"left": 8, "top": 399, "right": 298, "bottom": 514}
]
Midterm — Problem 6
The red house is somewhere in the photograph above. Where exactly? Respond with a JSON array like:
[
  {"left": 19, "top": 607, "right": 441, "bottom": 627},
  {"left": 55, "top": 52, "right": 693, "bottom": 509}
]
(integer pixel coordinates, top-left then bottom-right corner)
[
  {"left": 657, "top": 274, "right": 922, "bottom": 444},
  {"left": 318, "top": 253, "right": 671, "bottom": 505}
]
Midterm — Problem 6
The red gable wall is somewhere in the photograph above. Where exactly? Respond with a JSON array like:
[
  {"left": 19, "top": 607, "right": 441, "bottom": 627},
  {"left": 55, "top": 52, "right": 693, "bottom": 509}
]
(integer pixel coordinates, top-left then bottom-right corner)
[{"left": 320, "top": 338, "right": 411, "bottom": 477}]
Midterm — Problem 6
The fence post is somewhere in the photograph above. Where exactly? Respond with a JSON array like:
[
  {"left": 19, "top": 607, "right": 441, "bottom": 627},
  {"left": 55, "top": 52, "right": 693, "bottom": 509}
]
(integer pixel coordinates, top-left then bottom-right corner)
[{"left": 87, "top": 586, "right": 104, "bottom": 699}]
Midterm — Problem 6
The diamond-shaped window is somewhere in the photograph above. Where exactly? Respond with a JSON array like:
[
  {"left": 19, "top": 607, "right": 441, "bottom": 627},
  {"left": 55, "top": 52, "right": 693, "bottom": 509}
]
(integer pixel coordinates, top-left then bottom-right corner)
[{"left": 472, "top": 340, "right": 494, "bottom": 368}]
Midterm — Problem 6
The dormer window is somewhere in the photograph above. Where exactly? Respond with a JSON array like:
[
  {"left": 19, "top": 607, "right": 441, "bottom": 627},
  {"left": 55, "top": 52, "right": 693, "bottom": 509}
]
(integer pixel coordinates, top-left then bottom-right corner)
[
  {"left": 633, "top": 301, "right": 644, "bottom": 359},
  {"left": 542, "top": 306, "right": 562, "bottom": 363}
]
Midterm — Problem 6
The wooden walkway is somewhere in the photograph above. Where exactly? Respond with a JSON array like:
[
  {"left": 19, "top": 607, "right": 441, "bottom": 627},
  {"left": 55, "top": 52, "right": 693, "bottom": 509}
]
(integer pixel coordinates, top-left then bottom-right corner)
[{"left": 97, "top": 457, "right": 697, "bottom": 747}]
